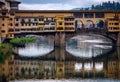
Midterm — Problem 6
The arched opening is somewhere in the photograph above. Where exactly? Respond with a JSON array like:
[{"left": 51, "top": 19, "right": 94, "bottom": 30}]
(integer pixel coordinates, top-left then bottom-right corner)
[
  {"left": 85, "top": 20, "right": 94, "bottom": 28},
  {"left": 75, "top": 20, "right": 83, "bottom": 29},
  {"left": 66, "top": 34, "right": 113, "bottom": 58},
  {"left": 95, "top": 20, "right": 104, "bottom": 28},
  {"left": 12, "top": 35, "right": 54, "bottom": 57},
  {"left": 21, "top": 67, "right": 25, "bottom": 75}
]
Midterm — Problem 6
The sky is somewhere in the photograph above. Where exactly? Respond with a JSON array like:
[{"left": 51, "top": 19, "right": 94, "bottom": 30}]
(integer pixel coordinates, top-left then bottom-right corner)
[{"left": 18, "top": 0, "right": 119, "bottom": 10}]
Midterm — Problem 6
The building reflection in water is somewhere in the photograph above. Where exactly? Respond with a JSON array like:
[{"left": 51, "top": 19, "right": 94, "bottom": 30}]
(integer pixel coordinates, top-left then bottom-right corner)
[
  {"left": 0, "top": 47, "right": 120, "bottom": 81},
  {"left": 0, "top": 35, "right": 120, "bottom": 81}
]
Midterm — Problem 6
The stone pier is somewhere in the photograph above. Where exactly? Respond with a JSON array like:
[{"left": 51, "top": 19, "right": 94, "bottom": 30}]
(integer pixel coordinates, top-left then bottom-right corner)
[
  {"left": 55, "top": 33, "right": 66, "bottom": 47},
  {"left": 0, "top": 37, "right": 1, "bottom": 43},
  {"left": 117, "top": 33, "right": 120, "bottom": 47}
]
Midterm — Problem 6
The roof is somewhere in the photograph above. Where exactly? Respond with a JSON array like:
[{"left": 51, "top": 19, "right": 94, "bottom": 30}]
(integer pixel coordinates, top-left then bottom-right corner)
[
  {"left": 8, "top": 0, "right": 21, "bottom": 4},
  {"left": 15, "top": 10, "right": 120, "bottom": 13}
]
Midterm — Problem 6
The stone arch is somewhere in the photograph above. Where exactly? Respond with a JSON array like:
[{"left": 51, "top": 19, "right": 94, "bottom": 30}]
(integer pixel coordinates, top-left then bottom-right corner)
[
  {"left": 84, "top": 20, "right": 94, "bottom": 28},
  {"left": 95, "top": 20, "right": 104, "bottom": 28},
  {"left": 75, "top": 20, "right": 84, "bottom": 29}
]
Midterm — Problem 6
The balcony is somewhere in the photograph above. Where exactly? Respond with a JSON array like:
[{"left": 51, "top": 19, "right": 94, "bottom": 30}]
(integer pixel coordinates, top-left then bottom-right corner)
[
  {"left": 65, "top": 27, "right": 75, "bottom": 32},
  {"left": 44, "top": 27, "right": 55, "bottom": 32}
]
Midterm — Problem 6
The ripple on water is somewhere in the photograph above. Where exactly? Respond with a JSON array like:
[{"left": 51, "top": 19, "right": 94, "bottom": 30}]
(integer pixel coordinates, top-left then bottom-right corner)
[{"left": 10, "top": 79, "right": 120, "bottom": 82}]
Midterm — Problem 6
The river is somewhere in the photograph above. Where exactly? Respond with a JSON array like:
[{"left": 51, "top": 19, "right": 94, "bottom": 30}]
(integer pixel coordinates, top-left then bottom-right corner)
[{"left": 0, "top": 34, "right": 120, "bottom": 81}]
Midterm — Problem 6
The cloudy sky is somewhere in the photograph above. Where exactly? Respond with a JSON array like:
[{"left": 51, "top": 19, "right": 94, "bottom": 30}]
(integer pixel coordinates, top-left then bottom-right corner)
[{"left": 18, "top": 0, "right": 119, "bottom": 10}]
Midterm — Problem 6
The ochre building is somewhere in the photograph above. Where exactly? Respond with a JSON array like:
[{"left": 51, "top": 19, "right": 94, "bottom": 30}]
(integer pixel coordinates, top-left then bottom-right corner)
[{"left": 0, "top": 0, "right": 120, "bottom": 39}]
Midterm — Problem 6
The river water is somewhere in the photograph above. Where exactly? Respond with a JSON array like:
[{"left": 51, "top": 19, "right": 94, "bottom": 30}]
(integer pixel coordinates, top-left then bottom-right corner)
[
  {"left": 10, "top": 79, "right": 120, "bottom": 82},
  {"left": 0, "top": 34, "right": 120, "bottom": 81}
]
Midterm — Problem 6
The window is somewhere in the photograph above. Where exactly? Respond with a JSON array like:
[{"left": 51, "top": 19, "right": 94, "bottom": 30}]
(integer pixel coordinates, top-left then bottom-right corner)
[
  {"left": 1, "top": 30, "right": 5, "bottom": 33},
  {"left": 2, "top": 24, "right": 5, "bottom": 26},
  {"left": 28, "top": 19, "right": 31, "bottom": 22},
  {"left": 95, "top": 13, "right": 104, "bottom": 18},
  {"left": 34, "top": 18, "right": 37, "bottom": 21},
  {"left": 21, "top": 19, "right": 25, "bottom": 22},
  {"left": 10, "top": 23, "right": 13, "bottom": 26},
  {"left": 16, "top": 18, "right": 19, "bottom": 21},
  {"left": 57, "top": 27, "right": 63, "bottom": 30},
  {"left": 2, "top": 18, "right": 4, "bottom": 21},
  {"left": 39, "top": 23, "right": 44, "bottom": 25},
  {"left": 15, "top": 23, "right": 19, "bottom": 26},
  {"left": 28, "top": 24, "right": 31, "bottom": 26},
  {"left": 2, "top": 68, "right": 4, "bottom": 71},
  {"left": 61, "top": 17, "right": 63, "bottom": 20},
  {"left": 9, "top": 29, "right": 14, "bottom": 32},
  {"left": 74, "top": 13, "right": 83, "bottom": 18},
  {"left": 44, "top": 28, "right": 50, "bottom": 30},
  {"left": 21, "top": 23, "right": 24, "bottom": 26},
  {"left": 114, "top": 23, "right": 119, "bottom": 25},
  {"left": 10, "top": 13, "right": 14, "bottom": 16},
  {"left": 51, "top": 18, "right": 55, "bottom": 22},
  {"left": 59, "top": 22, "right": 62, "bottom": 25},
  {"left": 10, "top": 18, "right": 13, "bottom": 21},
  {"left": 39, "top": 18, "right": 44, "bottom": 21},
  {"left": 84, "top": 13, "right": 94, "bottom": 18},
  {"left": 2, "top": 12, "right": 6, "bottom": 16}
]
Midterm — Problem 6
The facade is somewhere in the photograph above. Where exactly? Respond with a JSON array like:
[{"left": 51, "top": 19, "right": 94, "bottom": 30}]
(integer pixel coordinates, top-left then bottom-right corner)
[
  {"left": 105, "top": 61, "right": 120, "bottom": 79},
  {"left": 0, "top": 55, "right": 15, "bottom": 81},
  {"left": 0, "top": 0, "right": 120, "bottom": 40}
]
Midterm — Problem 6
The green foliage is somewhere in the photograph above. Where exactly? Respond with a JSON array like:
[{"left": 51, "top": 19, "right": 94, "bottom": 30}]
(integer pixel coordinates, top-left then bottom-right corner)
[
  {"left": 0, "top": 44, "right": 12, "bottom": 63},
  {"left": 97, "top": 21, "right": 104, "bottom": 28},
  {"left": 10, "top": 36, "right": 37, "bottom": 45},
  {"left": 79, "top": 1, "right": 120, "bottom": 10},
  {"left": 91, "top": 1, "right": 120, "bottom": 10}
]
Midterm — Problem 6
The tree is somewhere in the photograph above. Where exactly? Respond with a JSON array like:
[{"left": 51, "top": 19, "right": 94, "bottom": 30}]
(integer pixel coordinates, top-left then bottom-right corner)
[{"left": 97, "top": 20, "right": 104, "bottom": 28}]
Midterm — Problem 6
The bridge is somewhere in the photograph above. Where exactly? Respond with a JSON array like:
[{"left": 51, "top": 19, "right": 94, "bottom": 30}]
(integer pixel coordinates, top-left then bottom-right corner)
[
  {"left": 13, "top": 27, "right": 119, "bottom": 47},
  {"left": 0, "top": 0, "right": 120, "bottom": 46}
]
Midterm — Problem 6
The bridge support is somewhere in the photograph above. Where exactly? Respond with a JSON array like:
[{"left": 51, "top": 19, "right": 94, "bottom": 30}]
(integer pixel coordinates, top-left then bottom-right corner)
[
  {"left": 0, "top": 37, "right": 1, "bottom": 43},
  {"left": 93, "top": 61, "right": 95, "bottom": 78},
  {"left": 82, "top": 62, "right": 85, "bottom": 78},
  {"left": 55, "top": 33, "right": 65, "bottom": 47},
  {"left": 117, "top": 33, "right": 120, "bottom": 47}
]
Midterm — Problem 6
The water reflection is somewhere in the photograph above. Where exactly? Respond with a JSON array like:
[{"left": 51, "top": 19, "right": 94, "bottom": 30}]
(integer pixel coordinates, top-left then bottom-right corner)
[
  {"left": 10, "top": 79, "right": 120, "bottom": 82},
  {"left": 66, "top": 34, "right": 113, "bottom": 58},
  {"left": 0, "top": 34, "right": 120, "bottom": 82},
  {"left": 17, "top": 36, "right": 54, "bottom": 57},
  {"left": 0, "top": 46, "right": 120, "bottom": 81}
]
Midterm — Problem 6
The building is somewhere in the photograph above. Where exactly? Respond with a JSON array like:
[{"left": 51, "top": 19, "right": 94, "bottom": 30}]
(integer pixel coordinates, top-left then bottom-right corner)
[
  {"left": 0, "top": 55, "right": 15, "bottom": 81},
  {"left": 105, "top": 60, "right": 120, "bottom": 79},
  {"left": 0, "top": 0, "right": 120, "bottom": 40},
  {"left": 14, "top": 60, "right": 44, "bottom": 79}
]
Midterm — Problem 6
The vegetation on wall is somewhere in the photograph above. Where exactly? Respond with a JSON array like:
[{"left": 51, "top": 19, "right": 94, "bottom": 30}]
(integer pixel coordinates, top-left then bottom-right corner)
[
  {"left": 10, "top": 36, "right": 37, "bottom": 46},
  {"left": 0, "top": 44, "right": 12, "bottom": 63}
]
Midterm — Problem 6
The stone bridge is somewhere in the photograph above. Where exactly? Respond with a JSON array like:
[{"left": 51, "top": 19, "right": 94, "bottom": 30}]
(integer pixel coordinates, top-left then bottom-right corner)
[{"left": 13, "top": 28, "right": 120, "bottom": 47}]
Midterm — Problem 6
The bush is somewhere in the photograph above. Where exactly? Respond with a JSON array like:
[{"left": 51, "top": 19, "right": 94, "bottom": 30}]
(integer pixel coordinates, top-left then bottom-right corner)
[{"left": 10, "top": 36, "right": 37, "bottom": 45}]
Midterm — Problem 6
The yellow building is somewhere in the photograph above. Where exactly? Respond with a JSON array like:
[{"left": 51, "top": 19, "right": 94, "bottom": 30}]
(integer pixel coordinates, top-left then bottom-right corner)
[
  {"left": 0, "top": 55, "right": 15, "bottom": 81},
  {"left": 0, "top": 0, "right": 120, "bottom": 40},
  {"left": 107, "top": 17, "right": 120, "bottom": 32},
  {"left": 105, "top": 61, "right": 120, "bottom": 79},
  {"left": 56, "top": 61, "right": 65, "bottom": 78}
]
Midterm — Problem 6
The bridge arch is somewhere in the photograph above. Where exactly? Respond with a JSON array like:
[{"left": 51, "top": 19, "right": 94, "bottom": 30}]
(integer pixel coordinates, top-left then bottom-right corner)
[
  {"left": 95, "top": 20, "right": 104, "bottom": 28},
  {"left": 84, "top": 20, "right": 94, "bottom": 28},
  {"left": 65, "top": 32, "right": 116, "bottom": 44},
  {"left": 75, "top": 20, "right": 84, "bottom": 29}
]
